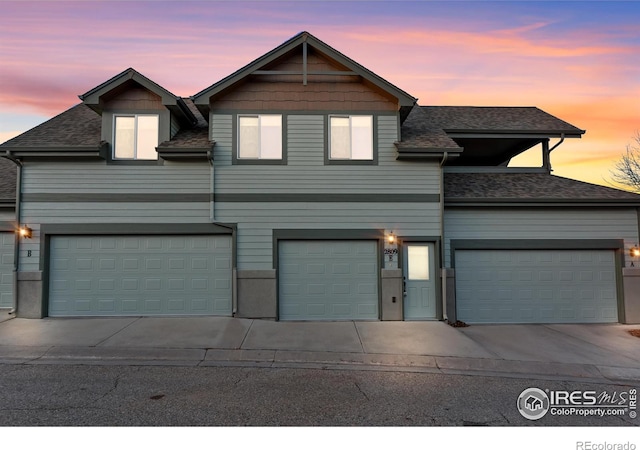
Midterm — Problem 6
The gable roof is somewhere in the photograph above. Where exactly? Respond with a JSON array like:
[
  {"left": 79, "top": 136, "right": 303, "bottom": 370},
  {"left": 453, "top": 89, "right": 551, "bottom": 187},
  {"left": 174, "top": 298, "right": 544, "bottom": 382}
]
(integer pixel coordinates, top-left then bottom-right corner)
[
  {"left": 192, "top": 31, "right": 417, "bottom": 118},
  {"left": 79, "top": 68, "right": 196, "bottom": 126},
  {"left": 444, "top": 172, "right": 640, "bottom": 205}
]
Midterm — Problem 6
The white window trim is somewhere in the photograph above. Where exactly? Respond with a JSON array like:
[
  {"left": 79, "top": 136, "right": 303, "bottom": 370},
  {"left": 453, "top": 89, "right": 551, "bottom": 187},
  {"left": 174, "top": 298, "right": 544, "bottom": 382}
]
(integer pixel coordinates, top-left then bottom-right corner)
[
  {"left": 329, "top": 115, "right": 374, "bottom": 161},
  {"left": 237, "top": 114, "right": 283, "bottom": 160},
  {"left": 112, "top": 114, "right": 159, "bottom": 160}
]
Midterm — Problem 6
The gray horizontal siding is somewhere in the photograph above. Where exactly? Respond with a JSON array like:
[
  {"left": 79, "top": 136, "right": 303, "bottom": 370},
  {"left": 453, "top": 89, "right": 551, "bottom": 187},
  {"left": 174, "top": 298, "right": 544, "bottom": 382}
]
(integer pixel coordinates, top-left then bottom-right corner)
[
  {"left": 22, "top": 161, "right": 210, "bottom": 194},
  {"left": 211, "top": 114, "right": 440, "bottom": 195},
  {"left": 0, "top": 210, "right": 14, "bottom": 222},
  {"left": 444, "top": 208, "right": 639, "bottom": 267},
  {"left": 19, "top": 203, "right": 211, "bottom": 272},
  {"left": 20, "top": 160, "right": 212, "bottom": 272},
  {"left": 216, "top": 201, "right": 441, "bottom": 270}
]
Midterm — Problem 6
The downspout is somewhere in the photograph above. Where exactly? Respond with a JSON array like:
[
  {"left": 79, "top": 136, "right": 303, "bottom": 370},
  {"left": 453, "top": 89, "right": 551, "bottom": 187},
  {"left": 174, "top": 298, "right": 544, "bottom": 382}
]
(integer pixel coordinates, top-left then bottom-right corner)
[
  {"left": 439, "top": 152, "right": 448, "bottom": 321},
  {"left": 208, "top": 149, "right": 214, "bottom": 222},
  {"left": 208, "top": 147, "right": 237, "bottom": 316},
  {"left": 3, "top": 151, "right": 22, "bottom": 315},
  {"left": 544, "top": 133, "right": 565, "bottom": 172}
]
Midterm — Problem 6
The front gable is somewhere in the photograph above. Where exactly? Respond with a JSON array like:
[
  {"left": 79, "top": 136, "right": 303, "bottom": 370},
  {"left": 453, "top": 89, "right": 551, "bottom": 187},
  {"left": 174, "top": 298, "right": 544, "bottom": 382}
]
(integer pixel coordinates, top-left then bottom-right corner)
[
  {"left": 192, "top": 31, "right": 416, "bottom": 119},
  {"left": 77, "top": 68, "right": 198, "bottom": 161}
]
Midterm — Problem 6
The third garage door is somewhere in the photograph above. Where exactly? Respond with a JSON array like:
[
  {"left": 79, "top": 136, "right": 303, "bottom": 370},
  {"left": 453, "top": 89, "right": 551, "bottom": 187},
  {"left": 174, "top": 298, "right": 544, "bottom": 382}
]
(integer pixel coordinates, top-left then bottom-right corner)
[
  {"left": 278, "top": 240, "right": 379, "bottom": 320},
  {"left": 455, "top": 249, "right": 618, "bottom": 324}
]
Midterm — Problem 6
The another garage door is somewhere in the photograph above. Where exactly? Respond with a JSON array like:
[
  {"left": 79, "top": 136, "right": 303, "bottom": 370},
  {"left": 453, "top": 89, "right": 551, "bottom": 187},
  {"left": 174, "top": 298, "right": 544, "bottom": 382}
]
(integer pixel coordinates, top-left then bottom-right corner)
[
  {"left": 49, "top": 235, "right": 232, "bottom": 317},
  {"left": 279, "top": 240, "right": 379, "bottom": 320},
  {"left": 456, "top": 249, "right": 618, "bottom": 324},
  {"left": 0, "top": 232, "right": 13, "bottom": 309}
]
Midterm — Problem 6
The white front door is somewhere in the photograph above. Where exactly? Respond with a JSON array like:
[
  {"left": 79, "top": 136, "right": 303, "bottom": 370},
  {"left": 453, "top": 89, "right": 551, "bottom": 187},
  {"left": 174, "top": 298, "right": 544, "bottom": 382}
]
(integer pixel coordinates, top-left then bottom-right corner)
[{"left": 403, "top": 243, "right": 436, "bottom": 320}]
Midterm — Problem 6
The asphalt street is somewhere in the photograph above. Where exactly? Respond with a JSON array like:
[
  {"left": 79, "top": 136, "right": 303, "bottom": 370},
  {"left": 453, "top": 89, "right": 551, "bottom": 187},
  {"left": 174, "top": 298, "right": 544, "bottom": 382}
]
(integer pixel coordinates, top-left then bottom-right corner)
[{"left": 0, "top": 363, "right": 636, "bottom": 427}]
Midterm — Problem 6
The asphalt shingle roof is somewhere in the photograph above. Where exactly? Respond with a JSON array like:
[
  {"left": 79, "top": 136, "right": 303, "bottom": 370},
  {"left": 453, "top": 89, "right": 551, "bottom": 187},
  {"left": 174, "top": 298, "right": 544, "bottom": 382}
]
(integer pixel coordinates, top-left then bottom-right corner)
[
  {"left": 444, "top": 172, "right": 640, "bottom": 202},
  {"left": 0, "top": 104, "right": 102, "bottom": 149},
  {"left": 421, "top": 106, "right": 585, "bottom": 134},
  {"left": 0, "top": 157, "right": 16, "bottom": 202},
  {"left": 158, "top": 99, "right": 211, "bottom": 149},
  {"left": 397, "top": 106, "right": 461, "bottom": 150}
]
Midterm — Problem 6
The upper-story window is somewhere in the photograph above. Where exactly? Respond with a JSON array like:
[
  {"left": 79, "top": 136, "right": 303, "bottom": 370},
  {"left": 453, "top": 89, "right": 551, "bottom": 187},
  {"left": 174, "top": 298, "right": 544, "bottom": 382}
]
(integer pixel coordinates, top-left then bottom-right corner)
[
  {"left": 238, "top": 115, "right": 282, "bottom": 159},
  {"left": 329, "top": 115, "right": 373, "bottom": 160},
  {"left": 113, "top": 114, "right": 159, "bottom": 160}
]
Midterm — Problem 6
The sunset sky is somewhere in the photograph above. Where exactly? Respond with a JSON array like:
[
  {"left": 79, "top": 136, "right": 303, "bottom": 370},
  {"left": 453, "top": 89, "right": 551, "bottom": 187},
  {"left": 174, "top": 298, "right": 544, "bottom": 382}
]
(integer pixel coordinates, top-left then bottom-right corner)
[{"left": 1, "top": 1, "right": 639, "bottom": 188}]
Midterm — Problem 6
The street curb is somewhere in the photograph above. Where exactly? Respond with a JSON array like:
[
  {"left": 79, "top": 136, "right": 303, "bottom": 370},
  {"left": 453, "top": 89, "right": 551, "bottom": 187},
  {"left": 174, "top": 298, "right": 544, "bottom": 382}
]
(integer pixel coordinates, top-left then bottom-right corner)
[{"left": 1, "top": 346, "right": 638, "bottom": 385}]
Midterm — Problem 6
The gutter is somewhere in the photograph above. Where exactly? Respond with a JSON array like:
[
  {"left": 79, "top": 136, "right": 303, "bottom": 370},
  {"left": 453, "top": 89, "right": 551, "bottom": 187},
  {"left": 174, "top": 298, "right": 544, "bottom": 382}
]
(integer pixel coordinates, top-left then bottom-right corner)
[{"left": 1, "top": 151, "right": 22, "bottom": 315}]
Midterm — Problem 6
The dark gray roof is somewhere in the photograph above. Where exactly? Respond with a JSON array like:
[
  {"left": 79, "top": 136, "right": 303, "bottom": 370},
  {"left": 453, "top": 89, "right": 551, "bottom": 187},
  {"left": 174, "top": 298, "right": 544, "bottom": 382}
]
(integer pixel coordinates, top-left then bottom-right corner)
[
  {"left": 158, "top": 126, "right": 210, "bottom": 149},
  {"left": 0, "top": 104, "right": 102, "bottom": 150},
  {"left": 0, "top": 157, "right": 16, "bottom": 203},
  {"left": 158, "top": 98, "right": 210, "bottom": 149},
  {"left": 445, "top": 172, "right": 640, "bottom": 203},
  {"left": 422, "top": 106, "right": 584, "bottom": 135},
  {"left": 397, "top": 106, "right": 461, "bottom": 150},
  {"left": 0, "top": 100, "right": 209, "bottom": 152}
]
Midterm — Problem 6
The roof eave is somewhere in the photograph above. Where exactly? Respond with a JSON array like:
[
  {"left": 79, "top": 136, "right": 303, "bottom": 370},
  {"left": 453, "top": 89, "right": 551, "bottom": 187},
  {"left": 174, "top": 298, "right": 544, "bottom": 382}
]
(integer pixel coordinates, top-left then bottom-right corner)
[
  {"left": 446, "top": 130, "right": 585, "bottom": 138},
  {"left": 445, "top": 198, "right": 640, "bottom": 207},
  {"left": 396, "top": 147, "right": 463, "bottom": 161},
  {"left": 0, "top": 142, "right": 108, "bottom": 159}
]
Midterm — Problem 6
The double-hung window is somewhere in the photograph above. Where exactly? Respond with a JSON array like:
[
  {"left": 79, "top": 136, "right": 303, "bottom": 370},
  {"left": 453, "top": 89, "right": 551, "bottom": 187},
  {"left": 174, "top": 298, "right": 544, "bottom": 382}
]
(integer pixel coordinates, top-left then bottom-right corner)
[
  {"left": 329, "top": 115, "right": 373, "bottom": 160},
  {"left": 113, "top": 114, "right": 159, "bottom": 160},
  {"left": 238, "top": 115, "right": 282, "bottom": 160}
]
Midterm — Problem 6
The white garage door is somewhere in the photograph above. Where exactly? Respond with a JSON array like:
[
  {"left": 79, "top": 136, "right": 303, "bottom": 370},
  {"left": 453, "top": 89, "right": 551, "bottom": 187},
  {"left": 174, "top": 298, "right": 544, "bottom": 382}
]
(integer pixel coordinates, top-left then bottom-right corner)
[
  {"left": 456, "top": 249, "right": 618, "bottom": 324},
  {"left": 49, "top": 235, "right": 232, "bottom": 317},
  {"left": 0, "top": 232, "right": 14, "bottom": 309},
  {"left": 279, "top": 240, "right": 379, "bottom": 320}
]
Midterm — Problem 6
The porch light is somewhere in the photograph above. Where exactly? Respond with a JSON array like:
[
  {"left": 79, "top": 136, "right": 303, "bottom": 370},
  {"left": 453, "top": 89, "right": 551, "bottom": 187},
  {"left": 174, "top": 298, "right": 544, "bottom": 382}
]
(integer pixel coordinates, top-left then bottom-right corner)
[
  {"left": 18, "top": 226, "right": 32, "bottom": 239},
  {"left": 387, "top": 232, "right": 395, "bottom": 245},
  {"left": 631, "top": 245, "right": 640, "bottom": 258}
]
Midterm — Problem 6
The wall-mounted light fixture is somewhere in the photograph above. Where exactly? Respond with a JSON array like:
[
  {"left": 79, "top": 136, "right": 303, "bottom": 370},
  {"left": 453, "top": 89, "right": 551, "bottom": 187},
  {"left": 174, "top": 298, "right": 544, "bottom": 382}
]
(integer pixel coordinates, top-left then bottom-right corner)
[
  {"left": 18, "top": 226, "right": 32, "bottom": 239},
  {"left": 387, "top": 231, "right": 395, "bottom": 245},
  {"left": 630, "top": 244, "right": 640, "bottom": 267}
]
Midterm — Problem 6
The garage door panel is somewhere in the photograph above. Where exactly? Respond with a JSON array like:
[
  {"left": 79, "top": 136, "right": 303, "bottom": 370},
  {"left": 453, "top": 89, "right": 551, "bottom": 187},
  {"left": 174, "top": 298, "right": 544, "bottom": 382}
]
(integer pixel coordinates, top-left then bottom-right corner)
[
  {"left": 456, "top": 249, "right": 618, "bottom": 324},
  {"left": 49, "top": 235, "right": 232, "bottom": 317},
  {"left": 279, "top": 240, "right": 378, "bottom": 321}
]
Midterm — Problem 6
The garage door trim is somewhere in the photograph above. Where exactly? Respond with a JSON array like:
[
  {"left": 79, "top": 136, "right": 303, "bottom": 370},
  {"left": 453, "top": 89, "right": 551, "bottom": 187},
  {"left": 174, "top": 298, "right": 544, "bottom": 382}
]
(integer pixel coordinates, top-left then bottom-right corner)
[
  {"left": 450, "top": 239, "right": 625, "bottom": 323},
  {"left": 273, "top": 229, "right": 384, "bottom": 321}
]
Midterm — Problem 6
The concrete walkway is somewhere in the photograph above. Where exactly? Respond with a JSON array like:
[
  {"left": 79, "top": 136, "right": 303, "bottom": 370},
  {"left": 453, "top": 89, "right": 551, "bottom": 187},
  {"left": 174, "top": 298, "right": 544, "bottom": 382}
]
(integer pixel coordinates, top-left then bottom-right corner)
[{"left": 0, "top": 312, "right": 639, "bottom": 384}]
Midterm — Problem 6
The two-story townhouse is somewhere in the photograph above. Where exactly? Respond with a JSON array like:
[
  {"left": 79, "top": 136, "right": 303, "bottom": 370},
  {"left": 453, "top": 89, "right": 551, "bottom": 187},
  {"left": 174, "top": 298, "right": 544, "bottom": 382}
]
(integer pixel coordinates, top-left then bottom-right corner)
[{"left": 1, "top": 31, "right": 639, "bottom": 324}]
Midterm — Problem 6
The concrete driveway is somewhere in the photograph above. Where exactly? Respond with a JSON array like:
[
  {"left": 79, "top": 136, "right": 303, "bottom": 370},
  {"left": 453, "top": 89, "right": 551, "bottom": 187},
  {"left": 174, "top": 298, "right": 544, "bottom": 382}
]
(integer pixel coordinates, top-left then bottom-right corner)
[{"left": 0, "top": 312, "right": 639, "bottom": 382}]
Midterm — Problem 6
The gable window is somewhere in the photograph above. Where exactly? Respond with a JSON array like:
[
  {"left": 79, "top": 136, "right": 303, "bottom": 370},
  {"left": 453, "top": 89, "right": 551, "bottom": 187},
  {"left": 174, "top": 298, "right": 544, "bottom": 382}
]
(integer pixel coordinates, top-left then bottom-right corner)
[
  {"left": 329, "top": 115, "right": 373, "bottom": 160},
  {"left": 113, "top": 114, "right": 159, "bottom": 160},
  {"left": 238, "top": 115, "right": 282, "bottom": 159}
]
